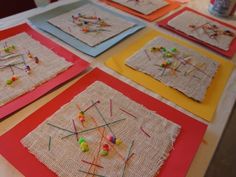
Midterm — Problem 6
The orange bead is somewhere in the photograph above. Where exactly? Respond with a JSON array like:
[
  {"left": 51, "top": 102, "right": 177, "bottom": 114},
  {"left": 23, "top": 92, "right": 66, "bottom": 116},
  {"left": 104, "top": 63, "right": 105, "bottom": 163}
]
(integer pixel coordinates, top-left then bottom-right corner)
[{"left": 11, "top": 75, "right": 17, "bottom": 81}]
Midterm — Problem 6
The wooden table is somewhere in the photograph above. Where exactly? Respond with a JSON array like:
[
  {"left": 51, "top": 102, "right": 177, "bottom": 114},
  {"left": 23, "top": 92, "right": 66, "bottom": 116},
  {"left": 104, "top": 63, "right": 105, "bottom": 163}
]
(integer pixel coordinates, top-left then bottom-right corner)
[{"left": 0, "top": 0, "right": 236, "bottom": 177}]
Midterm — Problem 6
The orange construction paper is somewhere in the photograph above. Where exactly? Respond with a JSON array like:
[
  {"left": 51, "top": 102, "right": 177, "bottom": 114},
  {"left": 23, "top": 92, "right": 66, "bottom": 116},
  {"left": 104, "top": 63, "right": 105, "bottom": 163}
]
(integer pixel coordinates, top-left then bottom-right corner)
[
  {"left": 105, "top": 29, "right": 234, "bottom": 121},
  {"left": 100, "top": 0, "right": 180, "bottom": 22}
]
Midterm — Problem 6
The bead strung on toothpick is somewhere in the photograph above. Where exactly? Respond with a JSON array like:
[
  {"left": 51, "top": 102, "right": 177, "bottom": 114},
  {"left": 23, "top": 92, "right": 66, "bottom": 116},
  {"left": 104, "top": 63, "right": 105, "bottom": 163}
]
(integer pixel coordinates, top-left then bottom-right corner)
[
  {"left": 72, "top": 12, "right": 111, "bottom": 33},
  {"left": 3, "top": 44, "right": 16, "bottom": 54},
  {"left": 161, "top": 60, "right": 172, "bottom": 68},
  {"left": 25, "top": 65, "right": 31, "bottom": 74},
  {"left": 27, "top": 50, "right": 39, "bottom": 64},
  {"left": 189, "top": 22, "right": 235, "bottom": 39},
  {"left": 106, "top": 134, "right": 122, "bottom": 145},
  {"left": 100, "top": 144, "right": 110, "bottom": 156},
  {"left": 78, "top": 137, "right": 89, "bottom": 152},
  {"left": 77, "top": 100, "right": 100, "bottom": 123},
  {"left": 6, "top": 65, "right": 18, "bottom": 85}
]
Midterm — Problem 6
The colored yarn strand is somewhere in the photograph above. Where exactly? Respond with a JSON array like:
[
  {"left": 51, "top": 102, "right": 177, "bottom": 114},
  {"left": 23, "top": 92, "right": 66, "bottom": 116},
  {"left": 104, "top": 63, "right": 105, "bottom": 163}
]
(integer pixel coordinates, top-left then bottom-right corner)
[
  {"left": 120, "top": 108, "right": 137, "bottom": 119},
  {"left": 79, "top": 169, "right": 106, "bottom": 177},
  {"left": 81, "top": 159, "right": 104, "bottom": 169}
]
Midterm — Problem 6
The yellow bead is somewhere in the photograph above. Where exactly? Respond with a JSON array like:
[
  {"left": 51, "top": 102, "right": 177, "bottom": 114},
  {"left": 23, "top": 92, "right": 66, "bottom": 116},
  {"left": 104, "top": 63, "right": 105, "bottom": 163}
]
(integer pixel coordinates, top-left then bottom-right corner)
[
  {"left": 115, "top": 138, "right": 122, "bottom": 145},
  {"left": 80, "top": 142, "right": 89, "bottom": 152}
]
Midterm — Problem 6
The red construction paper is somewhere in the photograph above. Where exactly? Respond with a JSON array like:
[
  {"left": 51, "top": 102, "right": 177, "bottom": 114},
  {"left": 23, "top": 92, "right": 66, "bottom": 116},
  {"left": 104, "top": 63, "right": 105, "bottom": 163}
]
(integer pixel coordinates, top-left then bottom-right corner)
[
  {"left": 0, "top": 23, "right": 89, "bottom": 120},
  {"left": 0, "top": 68, "right": 207, "bottom": 177},
  {"left": 158, "top": 7, "right": 236, "bottom": 58},
  {"left": 100, "top": 0, "right": 180, "bottom": 22}
]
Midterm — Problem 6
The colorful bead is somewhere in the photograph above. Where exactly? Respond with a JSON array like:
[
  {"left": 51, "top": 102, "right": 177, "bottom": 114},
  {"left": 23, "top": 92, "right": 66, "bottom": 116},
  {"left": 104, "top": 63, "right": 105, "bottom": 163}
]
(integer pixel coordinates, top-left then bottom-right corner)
[
  {"left": 80, "top": 142, "right": 89, "bottom": 152},
  {"left": 34, "top": 57, "right": 39, "bottom": 64},
  {"left": 111, "top": 136, "right": 116, "bottom": 144},
  {"left": 11, "top": 75, "right": 17, "bottom": 81},
  {"left": 150, "top": 46, "right": 160, "bottom": 52},
  {"left": 78, "top": 137, "right": 86, "bottom": 145},
  {"left": 115, "top": 138, "right": 122, "bottom": 145},
  {"left": 102, "top": 144, "right": 110, "bottom": 151},
  {"left": 171, "top": 48, "right": 177, "bottom": 52},
  {"left": 6, "top": 79, "right": 13, "bottom": 85},
  {"left": 27, "top": 52, "right": 33, "bottom": 58},
  {"left": 79, "top": 117, "right": 85, "bottom": 122},
  {"left": 82, "top": 27, "right": 89, "bottom": 33},
  {"left": 100, "top": 149, "right": 108, "bottom": 156},
  {"left": 165, "top": 52, "right": 172, "bottom": 58},
  {"left": 106, "top": 134, "right": 113, "bottom": 142},
  {"left": 160, "top": 47, "right": 166, "bottom": 52},
  {"left": 4, "top": 45, "right": 15, "bottom": 53},
  {"left": 78, "top": 111, "right": 85, "bottom": 122}
]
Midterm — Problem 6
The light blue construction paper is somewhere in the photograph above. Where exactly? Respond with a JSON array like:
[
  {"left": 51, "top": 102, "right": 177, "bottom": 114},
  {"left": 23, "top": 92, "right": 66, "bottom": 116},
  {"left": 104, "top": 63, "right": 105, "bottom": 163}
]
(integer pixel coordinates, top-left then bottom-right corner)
[{"left": 29, "top": 0, "right": 145, "bottom": 57}]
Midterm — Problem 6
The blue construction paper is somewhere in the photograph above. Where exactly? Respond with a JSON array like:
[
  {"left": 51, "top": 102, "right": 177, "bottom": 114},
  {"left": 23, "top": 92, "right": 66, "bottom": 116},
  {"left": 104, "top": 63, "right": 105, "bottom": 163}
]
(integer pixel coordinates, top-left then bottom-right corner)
[{"left": 29, "top": 0, "right": 145, "bottom": 57}]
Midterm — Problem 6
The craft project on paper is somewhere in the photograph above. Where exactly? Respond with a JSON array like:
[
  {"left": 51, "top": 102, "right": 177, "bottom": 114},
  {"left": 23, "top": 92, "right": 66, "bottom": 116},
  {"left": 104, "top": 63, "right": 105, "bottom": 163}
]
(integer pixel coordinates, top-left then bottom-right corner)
[
  {"left": 21, "top": 81, "right": 181, "bottom": 177},
  {"left": 167, "top": 11, "right": 235, "bottom": 51},
  {"left": 48, "top": 3, "right": 135, "bottom": 47},
  {"left": 0, "top": 33, "right": 72, "bottom": 106},
  {"left": 111, "top": 0, "right": 169, "bottom": 15},
  {"left": 125, "top": 37, "right": 219, "bottom": 102}
]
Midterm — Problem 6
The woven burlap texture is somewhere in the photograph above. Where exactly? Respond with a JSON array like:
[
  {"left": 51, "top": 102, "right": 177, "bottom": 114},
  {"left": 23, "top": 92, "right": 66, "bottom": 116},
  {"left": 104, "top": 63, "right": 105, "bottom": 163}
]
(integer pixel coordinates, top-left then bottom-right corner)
[
  {"left": 21, "top": 81, "right": 180, "bottom": 177},
  {"left": 168, "top": 10, "right": 235, "bottom": 51},
  {"left": 48, "top": 3, "right": 135, "bottom": 47},
  {"left": 0, "top": 33, "right": 72, "bottom": 106},
  {"left": 112, "top": 0, "right": 168, "bottom": 15},
  {"left": 125, "top": 37, "right": 219, "bottom": 102}
]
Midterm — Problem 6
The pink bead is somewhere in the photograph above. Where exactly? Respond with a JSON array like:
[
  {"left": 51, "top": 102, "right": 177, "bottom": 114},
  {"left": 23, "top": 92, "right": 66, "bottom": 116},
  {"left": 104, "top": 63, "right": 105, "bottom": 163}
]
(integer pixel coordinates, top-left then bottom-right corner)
[{"left": 106, "top": 135, "right": 113, "bottom": 141}]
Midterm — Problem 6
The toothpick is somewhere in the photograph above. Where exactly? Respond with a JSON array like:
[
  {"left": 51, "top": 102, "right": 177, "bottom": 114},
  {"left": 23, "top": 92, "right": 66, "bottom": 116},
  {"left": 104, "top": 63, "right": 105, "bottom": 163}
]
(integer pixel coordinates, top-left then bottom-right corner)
[
  {"left": 72, "top": 119, "right": 78, "bottom": 141},
  {"left": 61, "top": 118, "right": 126, "bottom": 139},
  {"left": 109, "top": 99, "right": 112, "bottom": 117},
  {"left": 119, "top": 108, "right": 137, "bottom": 119},
  {"left": 140, "top": 126, "right": 151, "bottom": 138},
  {"left": 48, "top": 136, "right": 51, "bottom": 151},
  {"left": 83, "top": 100, "right": 100, "bottom": 113},
  {"left": 47, "top": 122, "right": 74, "bottom": 134},
  {"left": 121, "top": 140, "right": 135, "bottom": 177},
  {"left": 125, "top": 152, "right": 135, "bottom": 163},
  {"left": 144, "top": 49, "right": 152, "bottom": 61}
]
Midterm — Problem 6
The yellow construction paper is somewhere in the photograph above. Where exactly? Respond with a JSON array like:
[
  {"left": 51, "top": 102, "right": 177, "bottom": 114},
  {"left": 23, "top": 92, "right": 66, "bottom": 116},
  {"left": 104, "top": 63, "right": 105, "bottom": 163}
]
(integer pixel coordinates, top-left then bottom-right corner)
[{"left": 105, "top": 29, "right": 235, "bottom": 121}]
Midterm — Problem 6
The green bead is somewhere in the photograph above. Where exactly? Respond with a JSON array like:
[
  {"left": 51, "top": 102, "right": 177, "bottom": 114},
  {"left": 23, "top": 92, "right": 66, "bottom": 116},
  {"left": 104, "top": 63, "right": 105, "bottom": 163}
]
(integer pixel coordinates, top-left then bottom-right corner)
[
  {"left": 78, "top": 137, "right": 86, "bottom": 144},
  {"left": 6, "top": 79, "right": 13, "bottom": 85},
  {"left": 4, "top": 48, "right": 10, "bottom": 53},
  {"left": 165, "top": 52, "right": 172, "bottom": 58},
  {"left": 161, "top": 48, "right": 166, "bottom": 52},
  {"left": 171, "top": 48, "right": 177, "bottom": 52},
  {"left": 100, "top": 150, "right": 108, "bottom": 156}
]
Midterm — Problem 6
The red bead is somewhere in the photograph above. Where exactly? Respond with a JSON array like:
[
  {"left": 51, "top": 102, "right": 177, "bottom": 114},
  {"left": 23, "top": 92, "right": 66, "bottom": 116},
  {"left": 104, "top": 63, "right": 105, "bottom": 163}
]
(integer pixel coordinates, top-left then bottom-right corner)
[{"left": 102, "top": 144, "right": 109, "bottom": 151}]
